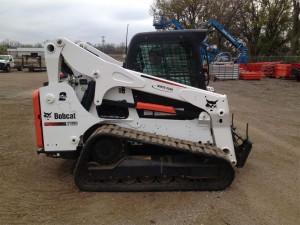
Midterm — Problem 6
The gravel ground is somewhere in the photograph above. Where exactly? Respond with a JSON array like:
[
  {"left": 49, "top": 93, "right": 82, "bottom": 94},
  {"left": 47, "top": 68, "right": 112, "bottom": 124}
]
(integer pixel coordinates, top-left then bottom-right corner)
[{"left": 0, "top": 71, "right": 299, "bottom": 225}]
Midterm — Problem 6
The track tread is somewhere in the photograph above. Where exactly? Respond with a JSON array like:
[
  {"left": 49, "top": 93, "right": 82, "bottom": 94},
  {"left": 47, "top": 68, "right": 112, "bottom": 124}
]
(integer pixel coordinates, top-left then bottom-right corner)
[{"left": 74, "top": 124, "right": 235, "bottom": 192}]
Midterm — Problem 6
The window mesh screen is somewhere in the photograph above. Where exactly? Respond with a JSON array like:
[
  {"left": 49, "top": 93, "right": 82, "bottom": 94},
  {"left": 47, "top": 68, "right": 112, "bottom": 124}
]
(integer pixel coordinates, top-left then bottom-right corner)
[{"left": 133, "top": 41, "right": 199, "bottom": 86}]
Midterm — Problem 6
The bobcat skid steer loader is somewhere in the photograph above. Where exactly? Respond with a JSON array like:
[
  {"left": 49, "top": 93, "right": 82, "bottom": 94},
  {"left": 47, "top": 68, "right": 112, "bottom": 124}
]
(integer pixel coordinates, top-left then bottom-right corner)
[{"left": 33, "top": 30, "right": 252, "bottom": 191}]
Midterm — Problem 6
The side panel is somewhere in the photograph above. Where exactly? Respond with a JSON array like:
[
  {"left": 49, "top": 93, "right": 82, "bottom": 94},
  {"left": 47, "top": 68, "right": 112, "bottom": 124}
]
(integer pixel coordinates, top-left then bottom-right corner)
[{"left": 39, "top": 83, "right": 99, "bottom": 151}]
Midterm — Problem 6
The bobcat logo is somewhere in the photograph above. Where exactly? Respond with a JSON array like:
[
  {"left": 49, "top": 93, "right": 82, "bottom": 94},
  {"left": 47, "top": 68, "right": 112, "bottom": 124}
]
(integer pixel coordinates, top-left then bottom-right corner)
[
  {"left": 44, "top": 112, "right": 52, "bottom": 120},
  {"left": 205, "top": 97, "right": 218, "bottom": 112}
]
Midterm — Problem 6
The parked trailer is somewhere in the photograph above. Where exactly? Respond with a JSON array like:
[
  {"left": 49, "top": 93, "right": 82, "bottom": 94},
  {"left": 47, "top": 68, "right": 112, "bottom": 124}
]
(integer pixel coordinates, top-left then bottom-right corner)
[
  {"left": 7, "top": 48, "right": 46, "bottom": 71},
  {"left": 22, "top": 53, "right": 46, "bottom": 71}
]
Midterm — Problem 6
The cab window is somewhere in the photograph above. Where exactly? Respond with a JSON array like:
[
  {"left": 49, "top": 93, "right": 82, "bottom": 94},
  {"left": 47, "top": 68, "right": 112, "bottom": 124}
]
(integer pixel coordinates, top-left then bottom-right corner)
[{"left": 133, "top": 41, "right": 199, "bottom": 86}]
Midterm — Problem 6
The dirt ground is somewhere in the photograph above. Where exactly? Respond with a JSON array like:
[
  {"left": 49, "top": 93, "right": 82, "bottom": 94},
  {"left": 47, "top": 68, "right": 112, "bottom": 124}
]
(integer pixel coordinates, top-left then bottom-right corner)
[{"left": 0, "top": 70, "right": 299, "bottom": 225}]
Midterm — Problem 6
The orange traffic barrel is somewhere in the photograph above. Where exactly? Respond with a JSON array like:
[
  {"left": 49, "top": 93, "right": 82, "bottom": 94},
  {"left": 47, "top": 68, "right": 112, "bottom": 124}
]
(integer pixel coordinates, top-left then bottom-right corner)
[{"left": 274, "top": 64, "right": 291, "bottom": 78}]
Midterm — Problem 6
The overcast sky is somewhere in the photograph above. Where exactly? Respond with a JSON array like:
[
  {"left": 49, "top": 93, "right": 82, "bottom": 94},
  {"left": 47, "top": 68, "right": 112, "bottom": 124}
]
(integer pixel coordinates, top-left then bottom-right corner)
[{"left": 0, "top": 0, "right": 155, "bottom": 45}]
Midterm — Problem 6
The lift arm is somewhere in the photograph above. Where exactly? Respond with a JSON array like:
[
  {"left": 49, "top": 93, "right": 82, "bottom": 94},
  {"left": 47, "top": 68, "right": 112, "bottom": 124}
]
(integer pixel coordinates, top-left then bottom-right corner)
[
  {"left": 153, "top": 15, "right": 184, "bottom": 30},
  {"left": 204, "top": 19, "right": 248, "bottom": 64}
]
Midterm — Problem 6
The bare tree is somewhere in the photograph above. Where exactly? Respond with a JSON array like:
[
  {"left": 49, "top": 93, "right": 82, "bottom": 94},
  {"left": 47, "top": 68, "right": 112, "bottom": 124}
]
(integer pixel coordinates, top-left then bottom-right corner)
[
  {"left": 1, "top": 39, "right": 22, "bottom": 48},
  {"left": 150, "top": 0, "right": 210, "bottom": 28}
]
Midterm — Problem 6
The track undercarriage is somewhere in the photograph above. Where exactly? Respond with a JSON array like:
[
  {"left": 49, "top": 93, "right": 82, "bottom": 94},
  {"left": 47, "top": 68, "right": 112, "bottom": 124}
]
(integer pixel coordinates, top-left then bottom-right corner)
[{"left": 74, "top": 124, "right": 235, "bottom": 191}]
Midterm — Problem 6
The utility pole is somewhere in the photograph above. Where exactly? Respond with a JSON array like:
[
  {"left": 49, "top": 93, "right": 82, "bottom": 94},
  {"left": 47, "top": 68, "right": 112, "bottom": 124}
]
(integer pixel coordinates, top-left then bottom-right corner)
[{"left": 101, "top": 36, "right": 106, "bottom": 46}]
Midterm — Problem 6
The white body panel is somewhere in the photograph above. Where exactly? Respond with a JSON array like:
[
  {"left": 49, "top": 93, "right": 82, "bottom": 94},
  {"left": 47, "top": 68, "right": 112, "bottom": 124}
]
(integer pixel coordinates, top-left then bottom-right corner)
[{"left": 40, "top": 38, "right": 237, "bottom": 165}]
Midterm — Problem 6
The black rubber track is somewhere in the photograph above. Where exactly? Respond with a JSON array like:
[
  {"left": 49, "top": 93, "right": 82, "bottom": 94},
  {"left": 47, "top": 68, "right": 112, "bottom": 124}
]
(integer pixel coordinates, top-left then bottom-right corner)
[{"left": 74, "top": 124, "right": 235, "bottom": 191}]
